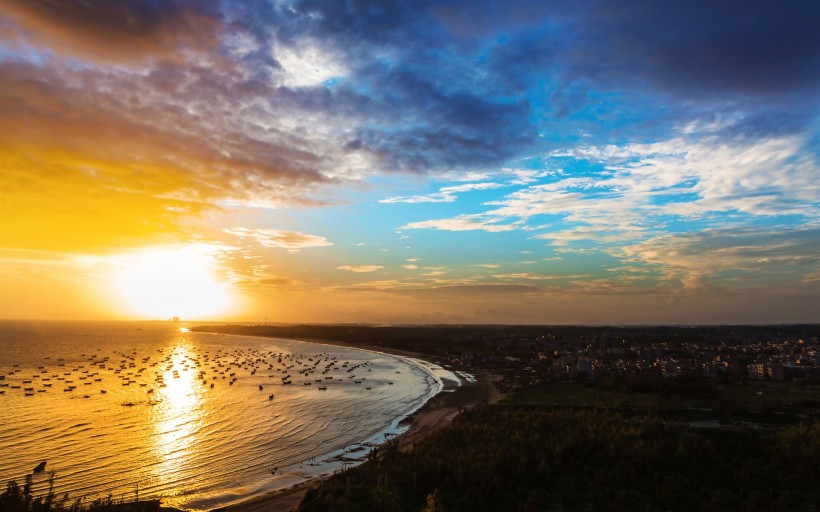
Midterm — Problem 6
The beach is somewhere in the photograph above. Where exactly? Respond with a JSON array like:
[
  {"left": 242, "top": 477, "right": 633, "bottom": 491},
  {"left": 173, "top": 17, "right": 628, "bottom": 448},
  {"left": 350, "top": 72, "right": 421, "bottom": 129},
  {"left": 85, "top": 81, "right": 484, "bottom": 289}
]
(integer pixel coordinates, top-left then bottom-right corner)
[{"left": 210, "top": 338, "right": 501, "bottom": 512}]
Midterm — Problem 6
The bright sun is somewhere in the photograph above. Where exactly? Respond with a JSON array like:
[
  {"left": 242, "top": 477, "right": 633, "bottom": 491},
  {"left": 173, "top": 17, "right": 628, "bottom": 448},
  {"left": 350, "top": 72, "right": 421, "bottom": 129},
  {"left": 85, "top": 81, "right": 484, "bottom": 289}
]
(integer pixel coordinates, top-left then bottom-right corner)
[{"left": 116, "top": 247, "right": 235, "bottom": 320}]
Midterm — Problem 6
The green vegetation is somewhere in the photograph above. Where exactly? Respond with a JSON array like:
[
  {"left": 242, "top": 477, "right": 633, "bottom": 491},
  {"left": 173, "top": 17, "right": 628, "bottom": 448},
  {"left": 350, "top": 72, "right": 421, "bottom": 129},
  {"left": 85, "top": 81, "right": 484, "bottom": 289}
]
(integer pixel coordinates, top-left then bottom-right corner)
[
  {"left": 197, "top": 323, "right": 820, "bottom": 510},
  {"left": 0, "top": 473, "right": 163, "bottom": 512},
  {"left": 299, "top": 375, "right": 820, "bottom": 512},
  {"left": 299, "top": 406, "right": 819, "bottom": 511}
]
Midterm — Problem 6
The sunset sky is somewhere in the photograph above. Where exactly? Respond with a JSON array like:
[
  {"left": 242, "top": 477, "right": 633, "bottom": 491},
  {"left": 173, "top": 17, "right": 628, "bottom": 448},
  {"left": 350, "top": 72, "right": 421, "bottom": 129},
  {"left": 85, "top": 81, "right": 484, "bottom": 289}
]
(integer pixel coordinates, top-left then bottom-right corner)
[{"left": 1, "top": 0, "right": 818, "bottom": 324}]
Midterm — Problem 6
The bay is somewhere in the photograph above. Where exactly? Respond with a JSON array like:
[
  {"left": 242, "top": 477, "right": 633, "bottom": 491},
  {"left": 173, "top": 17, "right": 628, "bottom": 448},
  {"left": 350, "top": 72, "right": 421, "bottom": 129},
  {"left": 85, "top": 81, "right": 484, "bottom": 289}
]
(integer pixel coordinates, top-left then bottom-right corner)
[{"left": 0, "top": 321, "right": 441, "bottom": 509}]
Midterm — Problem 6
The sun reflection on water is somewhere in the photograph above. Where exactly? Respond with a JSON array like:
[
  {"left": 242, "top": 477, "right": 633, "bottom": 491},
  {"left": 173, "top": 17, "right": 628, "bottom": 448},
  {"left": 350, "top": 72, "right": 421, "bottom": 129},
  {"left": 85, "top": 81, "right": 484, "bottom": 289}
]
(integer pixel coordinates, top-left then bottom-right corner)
[{"left": 152, "top": 341, "right": 204, "bottom": 483}]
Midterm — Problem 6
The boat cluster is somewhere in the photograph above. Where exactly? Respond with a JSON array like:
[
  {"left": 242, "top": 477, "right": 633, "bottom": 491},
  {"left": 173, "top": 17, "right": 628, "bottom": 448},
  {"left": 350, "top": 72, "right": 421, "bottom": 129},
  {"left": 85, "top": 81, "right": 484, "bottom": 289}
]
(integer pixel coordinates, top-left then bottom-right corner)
[{"left": 1, "top": 342, "right": 396, "bottom": 402}]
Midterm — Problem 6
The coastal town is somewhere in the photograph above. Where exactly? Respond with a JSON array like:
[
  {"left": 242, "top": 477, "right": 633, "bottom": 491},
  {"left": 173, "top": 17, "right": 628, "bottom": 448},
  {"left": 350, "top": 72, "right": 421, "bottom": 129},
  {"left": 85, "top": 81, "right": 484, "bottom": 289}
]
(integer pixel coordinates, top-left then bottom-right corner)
[
  {"left": 193, "top": 323, "right": 820, "bottom": 393},
  {"left": 442, "top": 325, "right": 820, "bottom": 392},
  {"left": 194, "top": 323, "right": 819, "bottom": 511}
]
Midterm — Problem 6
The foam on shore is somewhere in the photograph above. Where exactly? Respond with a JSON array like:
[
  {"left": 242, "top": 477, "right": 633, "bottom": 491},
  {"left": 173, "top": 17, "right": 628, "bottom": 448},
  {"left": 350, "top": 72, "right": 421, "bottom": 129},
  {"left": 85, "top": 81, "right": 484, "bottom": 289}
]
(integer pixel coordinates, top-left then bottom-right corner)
[{"left": 181, "top": 343, "right": 467, "bottom": 511}]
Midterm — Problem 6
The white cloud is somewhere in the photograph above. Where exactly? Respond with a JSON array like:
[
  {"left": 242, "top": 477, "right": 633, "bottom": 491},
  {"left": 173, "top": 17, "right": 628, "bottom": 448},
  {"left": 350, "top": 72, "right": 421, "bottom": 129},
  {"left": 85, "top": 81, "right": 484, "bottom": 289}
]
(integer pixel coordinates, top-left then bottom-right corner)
[
  {"left": 272, "top": 38, "right": 348, "bottom": 88},
  {"left": 380, "top": 181, "right": 503, "bottom": 204},
  {"left": 225, "top": 227, "right": 333, "bottom": 250},
  {"left": 399, "top": 134, "right": 818, "bottom": 249},
  {"left": 401, "top": 215, "right": 519, "bottom": 232},
  {"left": 337, "top": 265, "right": 384, "bottom": 273},
  {"left": 502, "top": 168, "right": 555, "bottom": 185}
]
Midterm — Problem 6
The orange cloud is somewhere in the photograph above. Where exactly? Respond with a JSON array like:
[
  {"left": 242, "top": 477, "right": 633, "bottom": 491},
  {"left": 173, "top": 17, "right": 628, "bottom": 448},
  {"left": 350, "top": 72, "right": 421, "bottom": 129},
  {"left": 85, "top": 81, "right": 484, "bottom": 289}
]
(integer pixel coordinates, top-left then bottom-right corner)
[{"left": 224, "top": 227, "right": 333, "bottom": 251}]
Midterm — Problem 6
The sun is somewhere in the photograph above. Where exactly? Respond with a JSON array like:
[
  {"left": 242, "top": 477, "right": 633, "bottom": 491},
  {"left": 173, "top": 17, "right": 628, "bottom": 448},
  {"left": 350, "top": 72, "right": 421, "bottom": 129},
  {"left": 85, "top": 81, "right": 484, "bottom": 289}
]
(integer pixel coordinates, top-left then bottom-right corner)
[{"left": 115, "top": 247, "right": 236, "bottom": 320}]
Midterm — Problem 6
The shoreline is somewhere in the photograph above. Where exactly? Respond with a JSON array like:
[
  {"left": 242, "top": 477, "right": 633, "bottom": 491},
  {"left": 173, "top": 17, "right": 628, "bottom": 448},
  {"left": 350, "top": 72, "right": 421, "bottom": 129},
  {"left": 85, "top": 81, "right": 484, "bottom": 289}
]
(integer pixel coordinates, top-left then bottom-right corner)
[{"left": 201, "top": 333, "right": 501, "bottom": 512}]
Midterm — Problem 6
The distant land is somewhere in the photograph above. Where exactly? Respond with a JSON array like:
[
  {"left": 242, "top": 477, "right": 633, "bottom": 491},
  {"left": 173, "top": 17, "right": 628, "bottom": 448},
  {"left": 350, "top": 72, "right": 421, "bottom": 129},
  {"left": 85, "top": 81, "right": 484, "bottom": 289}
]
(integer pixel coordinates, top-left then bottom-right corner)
[{"left": 192, "top": 323, "right": 820, "bottom": 511}]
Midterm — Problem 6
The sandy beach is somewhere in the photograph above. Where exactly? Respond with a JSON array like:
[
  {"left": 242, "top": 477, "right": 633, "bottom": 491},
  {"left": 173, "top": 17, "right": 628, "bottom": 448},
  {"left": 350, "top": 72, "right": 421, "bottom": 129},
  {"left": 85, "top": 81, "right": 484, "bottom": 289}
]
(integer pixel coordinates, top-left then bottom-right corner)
[{"left": 209, "top": 340, "right": 501, "bottom": 512}]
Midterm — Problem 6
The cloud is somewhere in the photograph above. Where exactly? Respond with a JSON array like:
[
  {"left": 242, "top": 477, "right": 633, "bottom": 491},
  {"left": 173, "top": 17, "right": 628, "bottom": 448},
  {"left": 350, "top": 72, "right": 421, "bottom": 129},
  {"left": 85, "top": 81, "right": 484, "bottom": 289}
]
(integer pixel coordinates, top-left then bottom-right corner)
[
  {"left": 402, "top": 133, "right": 818, "bottom": 244},
  {"left": 0, "top": 59, "right": 369, "bottom": 207},
  {"left": 563, "top": 134, "right": 819, "bottom": 217},
  {"left": 224, "top": 227, "right": 332, "bottom": 250},
  {"left": 402, "top": 284, "right": 541, "bottom": 297},
  {"left": 1, "top": 0, "right": 222, "bottom": 65},
  {"left": 401, "top": 215, "right": 519, "bottom": 232},
  {"left": 437, "top": 0, "right": 820, "bottom": 101},
  {"left": 493, "top": 273, "right": 589, "bottom": 280},
  {"left": 380, "top": 181, "right": 503, "bottom": 204},
  {"left": 337, "top": 265, "right": 384, "bottom": 273},
  {"left": 566, "top": 0, "right": 820, "bottom": 100},
  {"left": 617, "top": 226, "right": 820, "bottom": 291}
]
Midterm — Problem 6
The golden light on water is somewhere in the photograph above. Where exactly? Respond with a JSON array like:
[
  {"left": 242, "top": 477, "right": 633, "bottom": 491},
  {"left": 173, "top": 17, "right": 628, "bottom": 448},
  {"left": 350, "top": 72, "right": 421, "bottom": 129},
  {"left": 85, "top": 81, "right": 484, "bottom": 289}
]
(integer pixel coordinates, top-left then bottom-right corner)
[
  {"left": 153, "top": 343, "right": 203, "bottom": 481},
  {"left": 115, "top": 247, "right": 235, "bottom": 320}
]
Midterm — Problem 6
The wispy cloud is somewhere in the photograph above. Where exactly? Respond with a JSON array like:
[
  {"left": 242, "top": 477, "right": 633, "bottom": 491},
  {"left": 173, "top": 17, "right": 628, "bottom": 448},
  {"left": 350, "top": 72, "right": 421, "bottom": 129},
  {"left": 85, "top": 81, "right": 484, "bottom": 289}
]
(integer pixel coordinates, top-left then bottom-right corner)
[
  {"left": 337, "top": 265, "right": 384, "bottom": 273},
  {"left": 617, "top": 227, "right": 820, "bottom": 290},
  {"left": 380, "top": 182, "right": 503, "bottom": 204},
  {"left": 401, "top": 215, "right": 519, "bottom": 232},
  {"left": 400, "top": 133, "right": 819, "bottom": 244},
  {"left": 493, "top": 273, "right": 590, "bottom": 280},
  {"left": 224, "top": 228, "right": 332, "bottom": 251}
]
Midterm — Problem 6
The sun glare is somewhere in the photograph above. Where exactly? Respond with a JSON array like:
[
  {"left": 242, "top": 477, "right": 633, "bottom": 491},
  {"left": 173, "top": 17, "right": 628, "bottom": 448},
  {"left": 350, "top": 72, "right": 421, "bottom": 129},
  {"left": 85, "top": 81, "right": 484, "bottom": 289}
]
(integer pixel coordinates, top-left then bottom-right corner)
[{"left": 116, "top": 247, "right": 235, "bottom": 320}]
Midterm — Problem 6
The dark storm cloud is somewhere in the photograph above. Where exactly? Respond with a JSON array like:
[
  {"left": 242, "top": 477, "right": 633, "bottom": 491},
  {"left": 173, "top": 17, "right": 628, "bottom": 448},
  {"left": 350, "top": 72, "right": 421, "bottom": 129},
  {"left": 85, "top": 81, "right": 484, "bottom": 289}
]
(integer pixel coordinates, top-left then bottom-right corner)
[
  {"left": 568, "top": 0, "right": 820, "bottom": 99},
  {"left": 341, "top": 68, "right": 535, "bottom": 171},
  {"left": 0, "top": 0, "right": 223, "bottom": 64},
  {"left": 427, "top": 0, "right": 820, "bottom": 100},
  {"left": 235, "top": 0, "right": 539, "bottom": 172},
  {"left": 264, "top": 0, "right": 819, "bottom": 163},
  {"left": 431, "top": 0, "right": 820, "bottom": 140},
  {"left": 2, "top": 0, "right": 817, "bottom": 198}
]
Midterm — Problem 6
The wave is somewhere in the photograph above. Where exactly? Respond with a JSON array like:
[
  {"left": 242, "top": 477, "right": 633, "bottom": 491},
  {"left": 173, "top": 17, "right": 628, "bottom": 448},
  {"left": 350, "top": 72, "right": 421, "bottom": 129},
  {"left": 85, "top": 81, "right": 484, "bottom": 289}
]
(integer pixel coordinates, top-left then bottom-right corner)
[{"left": 0, "top": 323, "right": 447, "bottom": 510}]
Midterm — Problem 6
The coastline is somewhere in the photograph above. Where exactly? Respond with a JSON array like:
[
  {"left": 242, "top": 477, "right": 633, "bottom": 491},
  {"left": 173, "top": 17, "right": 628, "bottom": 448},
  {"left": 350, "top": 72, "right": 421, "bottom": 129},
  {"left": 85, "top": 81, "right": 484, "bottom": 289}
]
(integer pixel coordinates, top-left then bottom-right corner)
[{"left": 202, "top": 334, "right": 501, "bottom": 512}]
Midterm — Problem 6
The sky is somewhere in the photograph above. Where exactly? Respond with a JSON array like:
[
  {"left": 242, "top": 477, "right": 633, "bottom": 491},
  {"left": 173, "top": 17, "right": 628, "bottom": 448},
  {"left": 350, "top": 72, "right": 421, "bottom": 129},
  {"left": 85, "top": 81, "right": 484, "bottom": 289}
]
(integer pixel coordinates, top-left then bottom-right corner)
[{"left": 1, "top": 0, "right": 818, "bottom": 324}]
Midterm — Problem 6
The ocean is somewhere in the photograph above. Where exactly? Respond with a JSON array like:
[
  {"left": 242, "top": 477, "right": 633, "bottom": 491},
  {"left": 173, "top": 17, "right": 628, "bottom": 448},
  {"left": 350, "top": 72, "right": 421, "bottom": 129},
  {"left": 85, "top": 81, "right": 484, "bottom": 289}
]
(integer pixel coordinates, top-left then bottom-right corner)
[{"left": 0, "top": 321, "right": 448, "bottom": 510}]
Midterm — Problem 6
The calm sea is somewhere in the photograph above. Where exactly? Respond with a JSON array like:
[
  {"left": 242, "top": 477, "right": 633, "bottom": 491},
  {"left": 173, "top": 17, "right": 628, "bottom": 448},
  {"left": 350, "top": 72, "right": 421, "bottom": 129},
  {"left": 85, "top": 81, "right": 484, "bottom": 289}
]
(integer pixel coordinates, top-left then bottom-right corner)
[{"left": 0, "top": 321, "right": 442, "bottom": 509}]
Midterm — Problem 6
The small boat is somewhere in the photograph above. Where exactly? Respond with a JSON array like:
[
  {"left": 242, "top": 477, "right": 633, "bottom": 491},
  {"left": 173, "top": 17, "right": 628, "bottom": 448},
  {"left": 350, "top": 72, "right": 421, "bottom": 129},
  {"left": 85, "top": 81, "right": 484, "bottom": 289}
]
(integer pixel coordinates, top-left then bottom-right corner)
[{"left": 33, "top": 461, "right": 46, "bottom": 473}]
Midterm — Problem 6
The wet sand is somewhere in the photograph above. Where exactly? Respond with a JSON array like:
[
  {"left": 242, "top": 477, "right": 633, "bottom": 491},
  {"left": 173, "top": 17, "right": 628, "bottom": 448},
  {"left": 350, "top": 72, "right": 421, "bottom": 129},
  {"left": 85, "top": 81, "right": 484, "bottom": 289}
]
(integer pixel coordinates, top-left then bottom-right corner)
[{"left": 209, "top": 339, "right": 500, "bottom": 512}]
